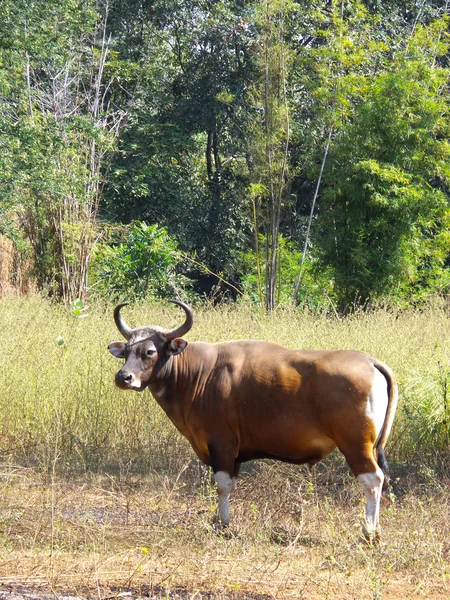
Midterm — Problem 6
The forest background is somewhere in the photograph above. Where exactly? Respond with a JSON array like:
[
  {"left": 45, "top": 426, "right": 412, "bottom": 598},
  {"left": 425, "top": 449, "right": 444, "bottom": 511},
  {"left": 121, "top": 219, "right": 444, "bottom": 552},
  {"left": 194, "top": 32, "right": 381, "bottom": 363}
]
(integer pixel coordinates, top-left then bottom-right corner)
[{"left": 1, "top": 0, "right": 450, "bottom": 312}]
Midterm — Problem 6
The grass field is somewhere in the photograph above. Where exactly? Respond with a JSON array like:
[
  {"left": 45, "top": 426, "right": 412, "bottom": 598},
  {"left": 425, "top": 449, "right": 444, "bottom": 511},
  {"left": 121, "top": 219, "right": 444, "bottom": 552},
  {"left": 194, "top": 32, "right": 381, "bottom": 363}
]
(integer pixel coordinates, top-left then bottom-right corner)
[{"left": 0, "top": 297, "right": 449, "bottom": 599}]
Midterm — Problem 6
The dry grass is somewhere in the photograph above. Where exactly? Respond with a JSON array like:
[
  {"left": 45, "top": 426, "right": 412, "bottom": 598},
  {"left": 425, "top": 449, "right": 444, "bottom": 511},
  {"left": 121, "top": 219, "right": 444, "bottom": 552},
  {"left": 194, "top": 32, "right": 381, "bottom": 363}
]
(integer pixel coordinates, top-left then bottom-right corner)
[
  {"left": 0, "top": 295, "right": 449, "bottom": 471},
  {"left": 0, "top": 464, "right": 448, "bottom": 600}
]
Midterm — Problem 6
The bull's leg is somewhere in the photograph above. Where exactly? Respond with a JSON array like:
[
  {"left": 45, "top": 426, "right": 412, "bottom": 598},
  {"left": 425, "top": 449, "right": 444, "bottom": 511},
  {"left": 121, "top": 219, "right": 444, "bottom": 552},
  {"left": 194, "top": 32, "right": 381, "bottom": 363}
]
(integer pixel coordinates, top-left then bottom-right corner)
[
  {"left": 357, "top": 468, "right": 384, "bottom": 541},
  {"left": 214, "top": 471, "right": 236, "bottom": 526},
  {"left": 208, "top": 443, "right": 239, "bottom": 527},
  {"left": 341, "top": 444, "right": 384, "bottom": 543}
]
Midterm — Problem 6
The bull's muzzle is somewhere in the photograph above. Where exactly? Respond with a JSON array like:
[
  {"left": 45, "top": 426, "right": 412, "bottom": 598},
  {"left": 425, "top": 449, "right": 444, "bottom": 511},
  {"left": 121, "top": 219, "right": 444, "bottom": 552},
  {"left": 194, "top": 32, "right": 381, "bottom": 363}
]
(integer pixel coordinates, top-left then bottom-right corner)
[{"left": 115, "top": 370, "right": 142, "bottom": 390}]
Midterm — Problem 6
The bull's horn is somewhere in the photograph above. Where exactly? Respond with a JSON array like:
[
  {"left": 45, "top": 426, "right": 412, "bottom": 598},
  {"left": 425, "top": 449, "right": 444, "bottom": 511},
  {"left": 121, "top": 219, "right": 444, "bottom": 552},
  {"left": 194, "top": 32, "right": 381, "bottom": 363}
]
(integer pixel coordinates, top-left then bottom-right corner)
[
  {"left": 165, "top": 300, "right": 194, "bottom": 340},
  {"left": 114, "top": 303, "right": 132, "bottom": 340}
]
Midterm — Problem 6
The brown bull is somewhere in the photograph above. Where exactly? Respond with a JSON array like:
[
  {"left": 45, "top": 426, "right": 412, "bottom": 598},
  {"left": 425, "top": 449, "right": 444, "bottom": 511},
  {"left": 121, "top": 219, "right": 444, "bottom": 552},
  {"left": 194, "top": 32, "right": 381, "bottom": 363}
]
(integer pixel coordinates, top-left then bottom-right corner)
[{"left": 108, "top": 300, "right": 398, "bottom": 541}]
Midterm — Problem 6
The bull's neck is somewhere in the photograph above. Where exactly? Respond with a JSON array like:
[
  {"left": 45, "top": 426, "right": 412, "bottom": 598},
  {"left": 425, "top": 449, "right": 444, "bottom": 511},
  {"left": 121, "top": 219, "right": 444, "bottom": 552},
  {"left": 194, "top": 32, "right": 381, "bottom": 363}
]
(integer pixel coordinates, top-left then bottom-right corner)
[{"left": 148, "top": 342, "right": 216, "bottom": 417}]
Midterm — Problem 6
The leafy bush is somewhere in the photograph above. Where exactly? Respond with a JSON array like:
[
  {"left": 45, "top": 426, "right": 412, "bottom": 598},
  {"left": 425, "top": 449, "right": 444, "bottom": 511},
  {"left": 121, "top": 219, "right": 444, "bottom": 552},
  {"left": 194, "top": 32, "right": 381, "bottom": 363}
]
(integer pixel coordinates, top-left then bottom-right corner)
[{"left": 90, "top": 221, "right": 191, "bottom": 301}]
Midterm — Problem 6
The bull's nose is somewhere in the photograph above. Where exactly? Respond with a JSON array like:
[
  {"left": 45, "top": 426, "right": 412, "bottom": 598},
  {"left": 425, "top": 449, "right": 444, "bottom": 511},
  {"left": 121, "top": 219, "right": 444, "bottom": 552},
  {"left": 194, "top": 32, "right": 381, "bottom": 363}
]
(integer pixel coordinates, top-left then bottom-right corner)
[{"left": 116, "top": 371, "right": 134, "bottom": 386}]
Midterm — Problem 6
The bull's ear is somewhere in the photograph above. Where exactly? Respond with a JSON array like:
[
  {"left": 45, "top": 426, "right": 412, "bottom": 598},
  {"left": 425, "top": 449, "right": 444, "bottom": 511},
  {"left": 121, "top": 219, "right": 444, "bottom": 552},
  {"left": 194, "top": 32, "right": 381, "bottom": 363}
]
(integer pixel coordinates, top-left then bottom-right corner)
[
  {"left": 168, "top": 338, "right": 188, "bottom": 356},
  {"left": 108, "top": 341, "right": 126, "bottom": 358}
]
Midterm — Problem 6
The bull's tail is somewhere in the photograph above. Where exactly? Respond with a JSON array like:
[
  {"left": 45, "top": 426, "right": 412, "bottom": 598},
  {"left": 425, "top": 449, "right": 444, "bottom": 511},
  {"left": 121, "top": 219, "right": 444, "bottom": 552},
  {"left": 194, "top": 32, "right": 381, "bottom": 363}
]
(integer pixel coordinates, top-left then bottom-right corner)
[
  {"left": 373, "top": 359, "right": 398, "bottom": 492},
  {"left": 377, "top": 446, "right": 390, "bottom": 492}
]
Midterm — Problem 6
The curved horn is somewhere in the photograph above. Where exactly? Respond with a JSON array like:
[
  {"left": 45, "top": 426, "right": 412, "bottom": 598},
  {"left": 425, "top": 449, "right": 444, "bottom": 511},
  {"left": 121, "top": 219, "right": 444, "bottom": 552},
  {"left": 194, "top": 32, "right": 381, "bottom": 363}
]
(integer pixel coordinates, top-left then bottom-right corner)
[
  {"left": 114, "top": 303, "right": 132, "bottom": 340},
  {"left": 164, "top": 300, "right": 194, "bottom": 340}
]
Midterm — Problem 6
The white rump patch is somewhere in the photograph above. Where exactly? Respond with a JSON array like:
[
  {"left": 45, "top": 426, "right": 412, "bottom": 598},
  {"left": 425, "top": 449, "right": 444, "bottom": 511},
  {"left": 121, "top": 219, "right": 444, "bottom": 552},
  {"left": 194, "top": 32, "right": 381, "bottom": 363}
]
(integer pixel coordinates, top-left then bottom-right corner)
[
  {"left": 367, "top": 367, "right": 389, "bottom": 443},
  {"left": 214, "top": 471, "right": 236, "bottom": 526},
  {"left": 357, "top": 468, "right": 384, "bottom": 538}
]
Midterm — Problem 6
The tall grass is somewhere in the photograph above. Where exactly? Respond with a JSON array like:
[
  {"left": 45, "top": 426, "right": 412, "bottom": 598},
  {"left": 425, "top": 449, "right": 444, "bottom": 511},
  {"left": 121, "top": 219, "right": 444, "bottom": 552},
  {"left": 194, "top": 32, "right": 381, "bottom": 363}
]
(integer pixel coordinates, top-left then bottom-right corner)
[{"left": 0, "top": 296, "right": 449, "bottom": 476}]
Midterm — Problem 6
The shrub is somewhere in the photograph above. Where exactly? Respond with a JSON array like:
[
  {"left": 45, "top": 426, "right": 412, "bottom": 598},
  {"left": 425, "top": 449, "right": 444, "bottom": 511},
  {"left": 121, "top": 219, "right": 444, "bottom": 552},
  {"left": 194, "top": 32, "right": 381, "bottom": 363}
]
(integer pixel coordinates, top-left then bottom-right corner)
[{"left": 90, "top": 221, "right": 191, "bottom": 301}]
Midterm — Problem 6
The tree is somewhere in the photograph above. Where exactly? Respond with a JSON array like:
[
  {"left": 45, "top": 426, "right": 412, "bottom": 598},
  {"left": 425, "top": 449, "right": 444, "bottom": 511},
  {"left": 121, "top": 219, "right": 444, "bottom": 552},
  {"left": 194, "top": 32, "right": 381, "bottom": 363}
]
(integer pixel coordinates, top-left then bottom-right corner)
[
  {"left": 103, "top": 0, "right": 257, "bottom": 286},
  {"left": 316, "top": 20, "right": 450, "bottom": 308},
  {"left": 0, "top": 0, "right": 127, "bottom": 301},
  {"left": 288, "top": 0, "right": 387, "bottom": 306},
  {"left": 238, "top": 0, "right": 303, "bottom": 310}
]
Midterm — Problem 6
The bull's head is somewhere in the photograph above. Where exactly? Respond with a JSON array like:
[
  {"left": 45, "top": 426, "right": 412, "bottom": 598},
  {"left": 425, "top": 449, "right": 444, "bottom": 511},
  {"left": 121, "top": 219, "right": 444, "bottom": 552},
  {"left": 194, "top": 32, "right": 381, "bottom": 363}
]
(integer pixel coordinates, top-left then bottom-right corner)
[{"left": 108, "top": 300, "right": 193, "bottom": 391}]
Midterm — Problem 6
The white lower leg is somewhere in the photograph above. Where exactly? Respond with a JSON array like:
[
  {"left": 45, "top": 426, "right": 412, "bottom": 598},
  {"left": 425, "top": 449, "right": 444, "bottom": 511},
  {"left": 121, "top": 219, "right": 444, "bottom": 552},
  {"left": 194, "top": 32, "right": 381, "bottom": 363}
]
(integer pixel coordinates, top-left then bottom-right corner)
[
  {"left": 214, "top": 471, "right": 236, "bottom": 526},
  {"left": 357, "top": 469, "right": 384, "bottom": 538}
]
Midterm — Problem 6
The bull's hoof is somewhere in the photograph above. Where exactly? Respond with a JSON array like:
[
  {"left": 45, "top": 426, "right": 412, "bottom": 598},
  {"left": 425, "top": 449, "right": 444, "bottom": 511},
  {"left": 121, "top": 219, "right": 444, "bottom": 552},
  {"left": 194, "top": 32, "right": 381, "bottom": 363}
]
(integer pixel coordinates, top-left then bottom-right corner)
[
  {"left": 212, "top": 514, "right": 229, "bottom": 531},
  {"left": 211, "top": 520, "right": 234, "bottom": 539},
  {"left": 361, "top": 525, "right": 381, "bottom": 546}
]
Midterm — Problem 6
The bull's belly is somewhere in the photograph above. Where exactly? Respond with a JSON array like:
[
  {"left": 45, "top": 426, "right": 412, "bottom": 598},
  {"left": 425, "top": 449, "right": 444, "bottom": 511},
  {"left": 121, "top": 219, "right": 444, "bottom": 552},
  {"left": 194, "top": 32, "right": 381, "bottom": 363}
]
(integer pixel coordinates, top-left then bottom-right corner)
[{"left": 236, "top": 435, "right": 337, "bottom": 466}]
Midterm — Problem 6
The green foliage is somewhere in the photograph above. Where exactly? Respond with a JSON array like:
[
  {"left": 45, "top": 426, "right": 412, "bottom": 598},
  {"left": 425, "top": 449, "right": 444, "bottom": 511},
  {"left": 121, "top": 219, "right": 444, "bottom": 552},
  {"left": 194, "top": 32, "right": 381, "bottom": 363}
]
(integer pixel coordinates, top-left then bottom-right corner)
[
  {"left": 244, "top": 0, "right": 301, "bottom": 310},
  {"left": 102, "top": 0, "right": 255, "bottom": 276},
  {"left": 315, "top": 18, "right": 450, "bottom": 308},
  {"left": 1, "top": 0, "right": 450, "bottom": 309},
  {"left": 2, "top": 117, "right": 107, "bottom": 297},
  {"left": 90, "top": 222, "right": 191, "bottom": 302},
  {"left": 238, "top": 235, "right": 335, "bottom": 309},
  {"left": 0, "top": 0, "right": 128, "bottom": 301}
]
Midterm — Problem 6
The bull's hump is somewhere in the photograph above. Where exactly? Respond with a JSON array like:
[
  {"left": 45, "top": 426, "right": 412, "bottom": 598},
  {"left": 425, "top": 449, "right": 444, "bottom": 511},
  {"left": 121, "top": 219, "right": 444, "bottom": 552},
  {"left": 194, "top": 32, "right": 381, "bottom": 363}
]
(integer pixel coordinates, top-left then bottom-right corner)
[
  {"left": 213, "top": 341, "right": 310, "bottom": 391},
  {"left": 211, "top": 339, "right": 329, "bottom": 365}
]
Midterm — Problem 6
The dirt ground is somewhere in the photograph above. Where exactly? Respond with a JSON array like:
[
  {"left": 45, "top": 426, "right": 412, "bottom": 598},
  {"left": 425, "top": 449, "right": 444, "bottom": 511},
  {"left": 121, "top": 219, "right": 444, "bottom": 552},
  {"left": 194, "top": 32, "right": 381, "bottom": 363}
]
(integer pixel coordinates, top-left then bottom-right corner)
[
  {"left": 0, "top": 468, "right": 448, "bottom": 600},
  {"left": 0, "top": 585, "right": 274, "bottom": 600}
]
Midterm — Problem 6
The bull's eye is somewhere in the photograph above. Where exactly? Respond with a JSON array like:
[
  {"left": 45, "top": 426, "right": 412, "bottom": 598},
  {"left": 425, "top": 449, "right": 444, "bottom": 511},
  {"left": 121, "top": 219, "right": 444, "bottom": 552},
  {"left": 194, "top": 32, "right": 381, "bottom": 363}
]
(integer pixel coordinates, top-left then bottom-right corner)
[{"left": 146, "top": 348, "right": 156, "bottom": 357}]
